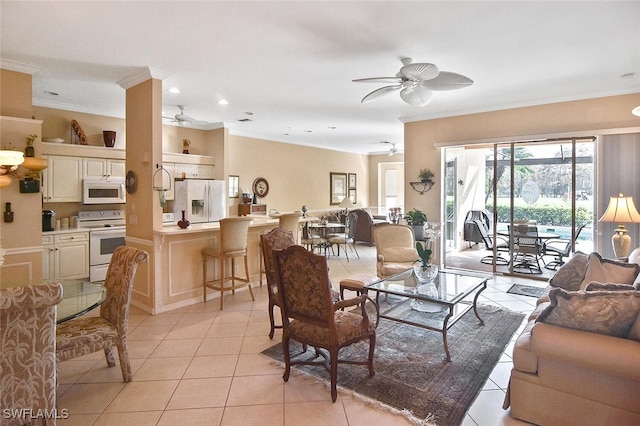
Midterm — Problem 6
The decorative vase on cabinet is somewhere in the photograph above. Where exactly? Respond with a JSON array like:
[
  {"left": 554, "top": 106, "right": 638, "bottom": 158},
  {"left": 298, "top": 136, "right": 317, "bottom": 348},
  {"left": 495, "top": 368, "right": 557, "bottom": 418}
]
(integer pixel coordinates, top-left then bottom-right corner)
[{"left": 177, "top": 210, "right": 190, "bottom": 229}]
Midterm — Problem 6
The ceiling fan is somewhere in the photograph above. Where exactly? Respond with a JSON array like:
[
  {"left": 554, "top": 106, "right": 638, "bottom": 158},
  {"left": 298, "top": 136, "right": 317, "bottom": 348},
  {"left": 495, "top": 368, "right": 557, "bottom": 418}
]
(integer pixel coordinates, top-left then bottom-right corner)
[
  {"left": 353, "top": 58, "right": 473, "bottom": 107},
  {"left": 164, "top": 105, "right": 208, "bottom": 126},
  {"left": 380, "top": 141, "right": 401, "bottom": 156}
]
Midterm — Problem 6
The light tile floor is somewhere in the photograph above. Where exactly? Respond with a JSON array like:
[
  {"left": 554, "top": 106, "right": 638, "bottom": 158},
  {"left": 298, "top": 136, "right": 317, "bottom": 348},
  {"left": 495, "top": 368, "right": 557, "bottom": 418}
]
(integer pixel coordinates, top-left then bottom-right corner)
[{"left": 57, "top": 245, "right": 539, "bottom": 425}]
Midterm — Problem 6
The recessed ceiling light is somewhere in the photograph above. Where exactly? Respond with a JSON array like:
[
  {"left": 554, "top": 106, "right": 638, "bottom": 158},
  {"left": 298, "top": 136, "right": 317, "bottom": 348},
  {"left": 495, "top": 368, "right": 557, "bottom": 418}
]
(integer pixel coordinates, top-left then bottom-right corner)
[
  {"left": 245, "top": 112, "right": 253, "bottom": 115},
  {"left": 218, "top": 99, "right": 229, "bottom": 105},
  {"left": 168, "top": 87, "right": 181, "bottom": 94},
  {"left": 44, "top": 91, "right": 58, "bottom": 96},
  {"left": 238, "top": 118, "right": 252, "bottom": 122}
]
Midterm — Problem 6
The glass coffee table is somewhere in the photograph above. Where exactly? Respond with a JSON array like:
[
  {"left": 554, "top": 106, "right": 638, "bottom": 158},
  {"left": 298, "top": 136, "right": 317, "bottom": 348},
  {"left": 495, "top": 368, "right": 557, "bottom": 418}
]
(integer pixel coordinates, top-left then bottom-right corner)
[{"left": 366, "top": 268, "right": 489, "bottom": 362}]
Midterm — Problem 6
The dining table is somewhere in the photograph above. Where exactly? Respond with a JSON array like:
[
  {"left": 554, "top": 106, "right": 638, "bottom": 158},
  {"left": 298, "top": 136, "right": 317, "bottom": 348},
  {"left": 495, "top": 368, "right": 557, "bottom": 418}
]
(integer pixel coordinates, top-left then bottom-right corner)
[{"left": 306, "top": 222, "right": 345, "bottom": 254}]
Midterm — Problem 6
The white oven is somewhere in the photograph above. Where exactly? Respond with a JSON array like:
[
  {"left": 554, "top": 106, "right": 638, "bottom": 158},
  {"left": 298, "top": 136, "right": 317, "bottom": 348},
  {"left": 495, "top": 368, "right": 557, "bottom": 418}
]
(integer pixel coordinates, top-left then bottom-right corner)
[
  {"left": 83, "top": 178, "right": 126, "bottom": 204},
  {"left": 77, "top": 210, "right": 126, "bottom": 282}
]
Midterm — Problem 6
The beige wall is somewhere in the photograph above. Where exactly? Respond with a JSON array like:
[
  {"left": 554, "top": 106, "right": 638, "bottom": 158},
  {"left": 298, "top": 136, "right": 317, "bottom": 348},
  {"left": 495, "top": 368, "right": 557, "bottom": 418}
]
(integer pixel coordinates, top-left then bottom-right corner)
[
  {"left": 0, "top": 69, "right": 32, "bottom": 119},
  {"left": 404, "top": 93, "right": 640, "bottom": 222},
  {"left": 227, "top": 135, "right": 370, "bottom": 216}
]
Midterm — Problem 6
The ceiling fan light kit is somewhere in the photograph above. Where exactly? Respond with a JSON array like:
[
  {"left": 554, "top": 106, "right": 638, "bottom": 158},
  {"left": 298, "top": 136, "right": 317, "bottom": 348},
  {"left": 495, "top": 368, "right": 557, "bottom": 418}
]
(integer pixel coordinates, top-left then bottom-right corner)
[{"left": 354, "top": 58, "right": 473, "bottom": 107}]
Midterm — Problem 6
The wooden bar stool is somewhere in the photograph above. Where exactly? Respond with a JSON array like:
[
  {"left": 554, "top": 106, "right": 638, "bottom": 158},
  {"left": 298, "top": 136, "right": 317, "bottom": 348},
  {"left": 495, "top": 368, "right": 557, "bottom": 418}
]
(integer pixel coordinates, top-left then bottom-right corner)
[
  {"left": 339, "top": 273, "right": 379, "bottom": 300},
  {"left": 202, "top": 217, "right": 255, "bottom": 310}
]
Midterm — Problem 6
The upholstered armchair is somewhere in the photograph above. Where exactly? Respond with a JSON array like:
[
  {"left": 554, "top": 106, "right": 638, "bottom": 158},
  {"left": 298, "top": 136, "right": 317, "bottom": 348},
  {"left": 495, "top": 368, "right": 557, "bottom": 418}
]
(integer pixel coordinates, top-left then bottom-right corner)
[
  {"left": 274, "top": 245, "right": 379, "bottom": 402},
  {"left": 373, "top": 224, "right": 419, "bottom": 278},
  {"left": 352, "top": 208, "right": 387, "bottom": 246},
  {"left": 1, "top": 283, "right": 63, "bottom": 426},
  {"left": 56, "top": 246, "right": 148, "bottom": 383}
]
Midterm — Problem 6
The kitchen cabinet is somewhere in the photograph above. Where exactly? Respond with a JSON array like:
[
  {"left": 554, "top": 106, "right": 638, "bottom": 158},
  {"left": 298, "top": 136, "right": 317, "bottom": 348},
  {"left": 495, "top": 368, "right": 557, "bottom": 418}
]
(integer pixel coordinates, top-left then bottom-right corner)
[
  {"left": 174, "top": 163, "right": 214, "bottom": 179},
  {"left": 42, "top": 232, "right": 89, "bottom": 280},
  {"left": 42, "top": 155, "right": 83, "bottom": 202},
  {"left": 83, "top": 158, "right": 126, "bottom": 179}
]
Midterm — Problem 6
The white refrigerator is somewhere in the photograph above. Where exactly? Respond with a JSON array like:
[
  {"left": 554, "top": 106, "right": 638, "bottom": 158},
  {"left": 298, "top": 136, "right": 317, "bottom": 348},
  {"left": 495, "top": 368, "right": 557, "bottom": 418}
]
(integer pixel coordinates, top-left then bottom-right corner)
[{"left": 173, "top": 180, "right": 226, "bottom": 223}]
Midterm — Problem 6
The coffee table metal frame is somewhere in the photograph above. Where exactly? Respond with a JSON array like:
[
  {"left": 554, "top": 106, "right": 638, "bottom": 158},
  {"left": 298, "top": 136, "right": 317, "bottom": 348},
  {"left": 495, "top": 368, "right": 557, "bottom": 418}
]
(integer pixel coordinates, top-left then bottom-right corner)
[{"left": 366, "top": 268, "right": 489, "bottom": 362}]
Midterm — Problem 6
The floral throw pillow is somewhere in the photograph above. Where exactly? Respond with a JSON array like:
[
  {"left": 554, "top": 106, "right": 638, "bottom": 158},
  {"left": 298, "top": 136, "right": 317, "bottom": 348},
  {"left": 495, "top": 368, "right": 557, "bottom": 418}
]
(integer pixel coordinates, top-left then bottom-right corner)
[
  {"left": 548, "top": 251, "right": 588, "bottom": 291},
  {"left": 537, "top": 287, "right": 640, "bottom": 337},
  {"left": 580, "top": 252, "right": 640, "bottom": 290}
]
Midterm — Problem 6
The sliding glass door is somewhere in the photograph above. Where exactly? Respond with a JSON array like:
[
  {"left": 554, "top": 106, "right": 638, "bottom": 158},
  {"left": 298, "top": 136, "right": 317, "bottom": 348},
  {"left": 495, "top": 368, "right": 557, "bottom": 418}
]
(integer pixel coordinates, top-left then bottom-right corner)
[{"left": 442, "top": 138, "right": 595, "bottom": 278}]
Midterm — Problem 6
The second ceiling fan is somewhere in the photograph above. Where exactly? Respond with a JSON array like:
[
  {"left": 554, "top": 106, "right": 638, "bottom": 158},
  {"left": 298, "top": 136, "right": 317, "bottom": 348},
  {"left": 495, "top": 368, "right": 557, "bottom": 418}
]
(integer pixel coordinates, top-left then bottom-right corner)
[{"left": 353, "top": 58, "right": 473, "bottom": 107}]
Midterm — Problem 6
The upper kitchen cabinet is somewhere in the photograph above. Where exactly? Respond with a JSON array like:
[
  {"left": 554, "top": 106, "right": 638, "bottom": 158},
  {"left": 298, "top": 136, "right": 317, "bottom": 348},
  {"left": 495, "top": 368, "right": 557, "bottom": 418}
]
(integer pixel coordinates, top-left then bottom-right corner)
[
  {"left": 173, "top": 163, "right": 215, "bottom": 179},
  {"left": 83, "top": 158, "right": 126, "bottom": 179},
  {"left": 42, "top": 155, "right": 83, "bottom": 202}
]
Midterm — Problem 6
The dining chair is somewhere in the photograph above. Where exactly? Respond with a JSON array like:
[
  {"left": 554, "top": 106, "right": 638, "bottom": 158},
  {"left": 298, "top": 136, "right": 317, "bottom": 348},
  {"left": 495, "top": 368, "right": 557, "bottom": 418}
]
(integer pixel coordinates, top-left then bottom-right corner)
[
  {"left": 511, "top": 224, "right": 544, "bottom": 274},
  {"left": 301, "top": 221, "right": 328, "bottom": 254},
  {"left": 56, "top": 246, "right": 148, "bottom": 382},
  {"left": 543, "top": 223, "right": 587, "bottom": 270},
  {"left": 202, "top": 216, "right": 255, "bottom": 310},
  {"left": 328, "top": 211, "right": 360, "bottom": 261},
  {"left": 273, "top": 245, "right": 379, "bottom": 402},
  {"left": 373, "top": 224, "right": 419, "bottom": 278},
  {"left": 260, "top": 228, "right": 296, "bottom": 339},
  {"left": 1, "top": 283, "right": 63, "bottom": 426}
]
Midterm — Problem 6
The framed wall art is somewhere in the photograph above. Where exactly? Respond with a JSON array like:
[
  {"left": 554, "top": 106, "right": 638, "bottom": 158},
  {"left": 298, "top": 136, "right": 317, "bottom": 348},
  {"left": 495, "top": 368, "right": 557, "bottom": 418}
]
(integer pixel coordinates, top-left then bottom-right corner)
[
  {"left": 228, "top": 175, "right": 239, "bottom": 198},
  {"left": 349, "top": 189, "right": 357, "bottom": 204},
  {"left": 330, "top": 172, "right": 347, "bottom": 205},
  {"left": 348, "top": 173, "right": 357, "bottom": 189}
]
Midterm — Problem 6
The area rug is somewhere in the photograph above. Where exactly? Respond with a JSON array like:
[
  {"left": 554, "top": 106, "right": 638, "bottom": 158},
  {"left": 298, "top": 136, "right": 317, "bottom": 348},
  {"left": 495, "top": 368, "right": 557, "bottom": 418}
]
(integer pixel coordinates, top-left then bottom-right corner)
[
  {"left": 262, "top": 303, "right": 524, "bottom": 426},
  {"left": 507, "top": 283, "right": 546, "bottom": 298}
]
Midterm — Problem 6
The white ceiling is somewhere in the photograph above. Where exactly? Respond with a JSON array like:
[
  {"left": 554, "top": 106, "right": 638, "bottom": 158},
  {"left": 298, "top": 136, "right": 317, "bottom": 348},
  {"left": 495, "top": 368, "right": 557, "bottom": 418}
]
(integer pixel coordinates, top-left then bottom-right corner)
[{"left": 1, "top": 1, "right": 639, "bottom": 154}]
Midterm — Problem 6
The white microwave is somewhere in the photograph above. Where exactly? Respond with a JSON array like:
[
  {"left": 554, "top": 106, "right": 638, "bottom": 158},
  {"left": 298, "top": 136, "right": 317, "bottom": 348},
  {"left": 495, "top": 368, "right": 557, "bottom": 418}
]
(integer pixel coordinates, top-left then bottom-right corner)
[{"left": 83, "top": 178, "right": 126, "bottom": 204}]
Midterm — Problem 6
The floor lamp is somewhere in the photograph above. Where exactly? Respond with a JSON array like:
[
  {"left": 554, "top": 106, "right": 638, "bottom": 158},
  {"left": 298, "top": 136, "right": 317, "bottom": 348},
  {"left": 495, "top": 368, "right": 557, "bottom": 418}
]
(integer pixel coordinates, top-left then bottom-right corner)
[{"left": 598, "top": 193, "right": 640, "bottom": 259}]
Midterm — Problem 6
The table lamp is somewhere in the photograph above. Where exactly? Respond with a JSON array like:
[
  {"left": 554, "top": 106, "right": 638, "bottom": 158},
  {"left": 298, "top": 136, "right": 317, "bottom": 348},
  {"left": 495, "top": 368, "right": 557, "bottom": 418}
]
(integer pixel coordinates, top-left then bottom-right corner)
[
  {"left": 339, "top": 196, "right": 354, "bottom": 211},
  {"left": 598, "top": 193, "right": 640, "bottom": 258}
]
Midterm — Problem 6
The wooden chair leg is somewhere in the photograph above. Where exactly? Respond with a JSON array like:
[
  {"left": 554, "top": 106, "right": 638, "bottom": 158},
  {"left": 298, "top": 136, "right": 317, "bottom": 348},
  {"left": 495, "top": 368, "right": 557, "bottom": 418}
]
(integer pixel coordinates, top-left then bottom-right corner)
[
  {"left": 244, "top": 254, "right": 255, "bottom": 301},
  {"left": 330, "top": 347, "right": 339, "bottom": 402},
  {"left": 202, "top": 255, "right": 208, "bottom": 302},
  {"left": 220, "top": 257, "right": 225, "bottom": 310}
]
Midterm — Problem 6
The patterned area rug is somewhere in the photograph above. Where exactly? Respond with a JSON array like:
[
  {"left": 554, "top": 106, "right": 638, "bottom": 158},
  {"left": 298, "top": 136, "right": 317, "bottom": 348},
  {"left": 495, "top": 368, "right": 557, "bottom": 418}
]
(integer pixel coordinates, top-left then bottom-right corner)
[
  {"left": 507, "top": 284, "right": 546, "bottom": 298},
  {"left": 262, "top": 303, "right": 524, "bottom": 426}
]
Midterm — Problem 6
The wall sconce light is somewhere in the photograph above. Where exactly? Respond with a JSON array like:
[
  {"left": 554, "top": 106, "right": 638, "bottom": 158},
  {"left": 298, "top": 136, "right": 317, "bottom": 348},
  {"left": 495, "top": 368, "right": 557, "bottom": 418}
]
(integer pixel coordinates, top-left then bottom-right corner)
[
  {"left": 0, "top": 150, "right": 25, "bottom": 188},
  {"left": 598, "top": 193, "right": 640, "bottom": 258}
]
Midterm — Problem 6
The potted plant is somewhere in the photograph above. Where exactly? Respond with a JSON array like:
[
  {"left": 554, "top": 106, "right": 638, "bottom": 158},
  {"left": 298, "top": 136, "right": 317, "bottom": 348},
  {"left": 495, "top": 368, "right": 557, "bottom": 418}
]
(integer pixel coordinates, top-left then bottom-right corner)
[
  {"left": 418, "top": 168, "right": 434, "bottom": 182},
  {"left": 404, "top": 208, "right": 427, "bottom": 240},
  {"left": 25, "top": 134, "right": 37, "bottom": 157}
]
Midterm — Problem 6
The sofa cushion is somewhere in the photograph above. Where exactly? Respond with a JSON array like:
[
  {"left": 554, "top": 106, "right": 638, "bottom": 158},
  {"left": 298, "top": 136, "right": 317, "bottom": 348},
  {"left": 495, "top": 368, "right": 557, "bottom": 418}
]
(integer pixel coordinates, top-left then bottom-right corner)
[
  {"left": 580, "top": 252, "right": 640, "bottom": 290},
  {"left": 548, "top": 251, "right": 588, "bottom": 291},
  {"left": 537, "top": 287, "right": 640, "bottom": 337}
]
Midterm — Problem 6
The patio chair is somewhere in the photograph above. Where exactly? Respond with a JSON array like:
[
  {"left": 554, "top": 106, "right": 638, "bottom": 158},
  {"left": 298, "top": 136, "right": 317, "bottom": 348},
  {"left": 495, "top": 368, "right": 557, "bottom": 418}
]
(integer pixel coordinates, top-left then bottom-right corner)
[
  {"left": 511, "top": 224, "right": 544, "bottom": 274},
  {"left": 543, "top": 223, "right": 587, "bottom": 270},
  {"left": 474, "top": 219, "right": 510, "bottom": 265}
]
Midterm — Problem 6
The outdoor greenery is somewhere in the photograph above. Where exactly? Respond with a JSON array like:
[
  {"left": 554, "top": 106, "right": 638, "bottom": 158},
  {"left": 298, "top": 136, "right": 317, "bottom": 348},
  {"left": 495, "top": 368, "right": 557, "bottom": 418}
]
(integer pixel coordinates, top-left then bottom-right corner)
[{"left": 486, "top": 203, "right": 591, "bottom": 227}]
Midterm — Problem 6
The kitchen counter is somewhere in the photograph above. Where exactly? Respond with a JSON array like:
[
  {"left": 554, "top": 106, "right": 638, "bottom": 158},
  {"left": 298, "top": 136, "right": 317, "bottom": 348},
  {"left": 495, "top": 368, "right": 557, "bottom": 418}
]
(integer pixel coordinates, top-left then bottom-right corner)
[
  {"left": 156, "top": 216, "right": 278, "bottom": 235},
  {"left": 42, "top": 227, "right": 91, "bottom": 235}
]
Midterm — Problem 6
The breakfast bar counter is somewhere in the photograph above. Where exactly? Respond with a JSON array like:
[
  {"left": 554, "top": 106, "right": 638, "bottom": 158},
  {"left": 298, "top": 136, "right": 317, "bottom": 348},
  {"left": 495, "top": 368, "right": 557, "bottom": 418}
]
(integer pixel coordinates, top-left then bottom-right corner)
[{"left": 139, "top": 217, "right": 278, "bottom": 314}]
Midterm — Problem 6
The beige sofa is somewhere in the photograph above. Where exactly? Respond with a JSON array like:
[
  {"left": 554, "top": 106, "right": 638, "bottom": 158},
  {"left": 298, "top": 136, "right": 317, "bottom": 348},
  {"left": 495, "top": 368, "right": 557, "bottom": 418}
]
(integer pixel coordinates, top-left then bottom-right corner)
[{"left": 503, "top": 250, "right": 640, "bottom": 425}]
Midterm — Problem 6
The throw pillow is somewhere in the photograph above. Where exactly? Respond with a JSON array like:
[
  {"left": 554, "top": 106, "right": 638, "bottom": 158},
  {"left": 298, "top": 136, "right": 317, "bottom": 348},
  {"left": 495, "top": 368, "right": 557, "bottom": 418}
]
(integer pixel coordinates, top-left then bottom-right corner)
[
  {"left": 579, "top": 252, "right": 640, "bottom": 290},
  {"left": 628, "top": 314, "right": 640, "bottom": 341},
  {"left": 584, "top": 282, "right": 638, "bottom": 292},
  {"left": 548, "top": 251, "right": 588, "bottom": 291},
  {"left": 537, "top": 287, "right": 640, "bottom": 337}
]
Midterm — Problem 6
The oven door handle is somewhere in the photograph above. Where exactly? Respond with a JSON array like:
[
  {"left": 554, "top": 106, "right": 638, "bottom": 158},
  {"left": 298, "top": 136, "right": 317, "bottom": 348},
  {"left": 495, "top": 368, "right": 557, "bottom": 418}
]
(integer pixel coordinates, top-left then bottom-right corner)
[{"left": 90, "top": 229, "right": 126, "bottom": 236}]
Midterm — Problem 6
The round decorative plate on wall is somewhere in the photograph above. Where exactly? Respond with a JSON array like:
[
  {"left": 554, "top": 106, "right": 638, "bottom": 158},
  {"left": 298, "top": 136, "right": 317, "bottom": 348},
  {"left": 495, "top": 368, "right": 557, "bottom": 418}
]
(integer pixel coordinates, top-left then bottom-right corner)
[{"left": 125, "top": 170, "right": 137, "bottom": 194}]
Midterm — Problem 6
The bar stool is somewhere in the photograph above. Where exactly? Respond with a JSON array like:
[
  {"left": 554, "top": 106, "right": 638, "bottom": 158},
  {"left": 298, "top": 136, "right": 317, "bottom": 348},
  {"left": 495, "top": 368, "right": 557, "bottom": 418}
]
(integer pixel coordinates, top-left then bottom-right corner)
[{"left": 202, "top": 217, "right": 255, "bottom": 310}]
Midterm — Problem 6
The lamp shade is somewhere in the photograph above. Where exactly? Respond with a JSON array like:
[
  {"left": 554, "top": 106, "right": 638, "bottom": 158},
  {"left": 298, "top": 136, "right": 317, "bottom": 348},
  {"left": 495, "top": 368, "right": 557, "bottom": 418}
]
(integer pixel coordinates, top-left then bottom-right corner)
[
  {"left": 339, "top": 197, "right": 354, "bottom": 208},
  {"left": 0, "top": 150, "right": 25, "bottom": 167},
  {"left": 598, "top": 193, "right": 640, "bottom": 224}
]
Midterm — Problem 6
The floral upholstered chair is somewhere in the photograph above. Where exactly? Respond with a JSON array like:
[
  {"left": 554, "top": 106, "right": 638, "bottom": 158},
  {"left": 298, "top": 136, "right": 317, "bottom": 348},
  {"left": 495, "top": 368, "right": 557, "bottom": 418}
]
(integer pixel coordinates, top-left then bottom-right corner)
[
  {"left": 274, "top": 245, "right": 379, "bottom": 402},
  {"left": 260, "top": 228, "right": 297, "bottom": 339},
  {"left": 56, "top": 246, "right": 148, "bottom": 382},
  {"left": 1, "top": 283, "right": 63, "bottom": 426}
]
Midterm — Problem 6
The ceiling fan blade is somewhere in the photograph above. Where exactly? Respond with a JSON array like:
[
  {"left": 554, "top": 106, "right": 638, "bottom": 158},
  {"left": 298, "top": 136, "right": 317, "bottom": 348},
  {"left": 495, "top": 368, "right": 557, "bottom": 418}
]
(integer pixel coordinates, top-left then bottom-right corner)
[
  {"left": 400, "top": 85, "right": 433, "bottom": 107},
  {"left": 399, "top": 62, "right": 439, "bottom": 81},
  {"left": 353, "top": 77, "right": 402, "bottom": 84},
  {"left": 420, "top": 71, "right": 474, "bottom": 91},
  {"left": 361, "top": 84, "right": 402, "bottom": 103}
]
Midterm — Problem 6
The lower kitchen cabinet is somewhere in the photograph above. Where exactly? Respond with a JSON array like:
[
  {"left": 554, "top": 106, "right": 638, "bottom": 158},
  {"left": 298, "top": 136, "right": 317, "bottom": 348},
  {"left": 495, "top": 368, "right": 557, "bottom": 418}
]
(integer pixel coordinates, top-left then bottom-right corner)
[{"left": 42, "top": 232, "right": 89, "bottom": 280}]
